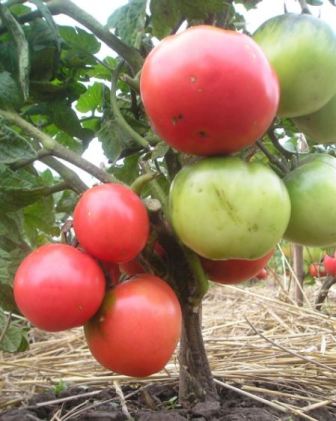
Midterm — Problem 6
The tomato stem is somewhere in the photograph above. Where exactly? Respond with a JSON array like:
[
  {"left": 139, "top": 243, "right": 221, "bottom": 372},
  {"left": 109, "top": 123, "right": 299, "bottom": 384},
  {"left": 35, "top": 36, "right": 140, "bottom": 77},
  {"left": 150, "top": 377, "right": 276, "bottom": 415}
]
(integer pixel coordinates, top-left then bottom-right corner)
[
  {"left": 182, "top": 247, "right": 209, "bottom": 305},
  {"left": 130, "top": 172, "right": 157, "bottom": 194}
]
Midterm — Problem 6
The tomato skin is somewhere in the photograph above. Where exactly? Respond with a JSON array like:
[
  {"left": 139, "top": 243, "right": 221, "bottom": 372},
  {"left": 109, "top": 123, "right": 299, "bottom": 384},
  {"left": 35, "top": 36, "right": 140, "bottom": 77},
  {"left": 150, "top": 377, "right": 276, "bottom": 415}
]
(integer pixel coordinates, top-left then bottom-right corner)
[
  {"left": 323, "top": 255, "right": 336, "bottom": 276},
  {"left": 201, "top": 250, "right": 273, "bottom": 284},
  {"left": 284, "top": 154, "right": 336, "bottom": 247},
  {"left": 294, "top": 94, "right": 336, "bottom": 144},
  {"left": 84, "top": 274, "right": 182, "bottom": 377},
  {"left": 169, "top": 157, "right": 291, "bottom": 260},
  {"left": 14, "top": 244, "right": 105, "bottom": 332},
  {"left": 73, "top": 183, "right": 149, "bottom": 263},
  {"left": 140, "top": 25, "right": 279, "bottom": 156},
  {"left": 254, "top": 14, "right": 336, "bottom": 117}
]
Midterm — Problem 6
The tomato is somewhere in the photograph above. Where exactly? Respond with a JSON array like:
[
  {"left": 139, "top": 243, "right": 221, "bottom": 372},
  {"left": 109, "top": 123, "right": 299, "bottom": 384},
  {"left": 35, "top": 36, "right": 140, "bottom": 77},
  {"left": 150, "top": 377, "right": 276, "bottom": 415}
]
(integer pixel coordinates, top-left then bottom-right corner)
[
  {"left": 201, "top": 249, "right": 273, "bottom": 284},
  {"left": 294, "top": 94, "right": 336, "bottom": 144},
  {"left": 284, "top": 154, "right": 336, "bottom": 247},
  {"left": 140, "top": 25, "right": 279, "bottom": 156},
  {"left": 13, "top": 244, "right": 105, "bottom": 332},
  {"left": 323, "top": 255, "right": 336, "bottom": 276},
  {"left": 169, "top": 157, "right": 290, "bottom": 260},
  {"left": 84, "top": 274, "right": 182, "bottom": 377},
  {"left": 256, "top": 268, "right": 268, "bottom": 280},
  {"left": 73, "top": 183, "right": 149, "bottom": 263},
  {"left": 309, "top": 263, "right": 326, "bottom": 278},
  {"left": 254, "top": 14, "right": 336, "bottom": 117}
]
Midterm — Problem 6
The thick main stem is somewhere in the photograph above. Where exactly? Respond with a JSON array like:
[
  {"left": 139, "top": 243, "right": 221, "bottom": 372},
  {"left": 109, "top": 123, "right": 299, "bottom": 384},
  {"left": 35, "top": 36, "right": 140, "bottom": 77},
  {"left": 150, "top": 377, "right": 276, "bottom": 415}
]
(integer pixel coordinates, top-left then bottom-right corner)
[
  {"left": 293, "top": 244, "right": 304, "bottom": 306},
  {"left": 178, "top": 302, "right": 219, "bottom": 410}
]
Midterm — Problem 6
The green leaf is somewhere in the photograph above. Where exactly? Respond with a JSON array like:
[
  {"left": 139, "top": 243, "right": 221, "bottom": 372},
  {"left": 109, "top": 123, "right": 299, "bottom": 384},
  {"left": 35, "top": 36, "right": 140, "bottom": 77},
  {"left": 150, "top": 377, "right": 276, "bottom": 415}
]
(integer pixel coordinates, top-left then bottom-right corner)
[
  {"left": 0, "top": 125, "right": 36, "bottom": 164},
  {"left": 0, "top": 310, "right": 28, "bottom": 353},
  {"left": 0, "top": 283, "right": 17, "bottom": 312},
  {"left": 97, "top": 119, "right": 123, "bottom": 163},
  {"left": 59, "top": 25, "right": 101, "bottom": 55},
  {"left": 111, "top": 153, "right": 141, "bottom": 184},
  {"left": 180, "top": 0, "right": 224, "bottom": 19},
  {"left": 76, "top": 82, "right": 104, "bottom": 113},
  {"left": 87, "top": 57, "right": 116, "bottom": 80},
  {"left": 0, "top": 71, "right": 23, "bottom": 109},
  {"left": 150, "top": 0, "right": 182, "bottom": 39},
  {"left": 106, "top": 0, "right": 147, "bottom": 47},
  {"left": 55, "top": 190, "right": 78, "bottom": 214}
]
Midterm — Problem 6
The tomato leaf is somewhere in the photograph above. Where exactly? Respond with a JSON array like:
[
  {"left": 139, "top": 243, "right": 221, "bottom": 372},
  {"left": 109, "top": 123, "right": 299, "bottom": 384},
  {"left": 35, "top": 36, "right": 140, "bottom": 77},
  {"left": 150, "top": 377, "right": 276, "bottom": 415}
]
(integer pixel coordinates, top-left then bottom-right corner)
[
  {"left": 76, "top": 82, "right": 104, "bottom": 113},
  {"left": 59, "top": 25, "right": 101, "bottom": 55},
  {"left": 150, "top": 0, "right": 182, "bottom": 39},
  {"left": 0, "top": 126, "right": 36, "bottom": 164},
  {"left": 106, "top": 0, "right": 147, "bottom": 47},
  {"left": 0, "top": 71, "right": 23, "bottom": 109},
  {"left": 0, "top": 309, "right": 28, "bottom": 352}
]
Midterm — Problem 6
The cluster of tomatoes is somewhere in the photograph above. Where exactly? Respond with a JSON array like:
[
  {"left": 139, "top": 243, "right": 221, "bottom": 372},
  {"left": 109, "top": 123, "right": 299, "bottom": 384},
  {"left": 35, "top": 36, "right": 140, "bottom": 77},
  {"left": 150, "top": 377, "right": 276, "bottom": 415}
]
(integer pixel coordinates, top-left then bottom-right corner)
[
  {"left": 13, "top": 12, "right": 336, "bottom": 378},
  {"left": 14, "top": 184, "right": 182, "bottom": 377},
  {"left": 310, "top": 252, "right": 336, "bottom": 279}
]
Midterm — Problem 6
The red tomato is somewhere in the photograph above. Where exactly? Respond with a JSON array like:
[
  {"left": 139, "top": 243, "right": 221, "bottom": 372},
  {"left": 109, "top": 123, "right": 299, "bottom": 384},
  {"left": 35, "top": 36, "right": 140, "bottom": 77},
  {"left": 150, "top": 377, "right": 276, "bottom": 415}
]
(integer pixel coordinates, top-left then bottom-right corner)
[
  {"left": 140, "top": 25, "right": 279, "bottom": 156},
  {"left": 73, "top": 183, "right": 149, "bottom": 263},
  {"left": 84, "top": 274, "right": 182, "bottom": 377},
  {"left": 201, "top": 250, "right": 273, "bottom": 284},
  {"left": 323, "top": 255, "right": 336, "bottom": 276},
  {"left": 256, "top": 268, "right": 268, "bottom": 280},
  {"left": 14, "top": 244, "right": 105, "bottom": 332},
  {"left": 309, "top": 263, "right": 326, "bottom": 278}
]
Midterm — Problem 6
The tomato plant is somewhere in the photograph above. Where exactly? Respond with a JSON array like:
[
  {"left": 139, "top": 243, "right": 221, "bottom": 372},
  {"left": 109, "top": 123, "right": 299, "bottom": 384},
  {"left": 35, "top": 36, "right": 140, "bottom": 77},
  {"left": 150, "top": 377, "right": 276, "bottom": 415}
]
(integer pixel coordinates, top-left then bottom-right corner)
[
  {"left": 84, "top": 274, "right": 182, "bottom": 377},
  {"left": 284, "top": 154, "right": 336, "bottom": 247},
  {"left": 201, "top": 250, "right": 273, "bottom": 284},
  {"left": 13, "top": 244, "right": 106, "bottom": 332},
  {"left": 169, "top": 156, "right": 291, "bottom": 260},
  {"left": 140, "top": 25, "right": 279, "bottom": 155},
  {"left": 254, "top": 13, "right": 336, "bottom": 117},
  {"left": 73, "top": 183, "right": 149, "bottom": 263}
]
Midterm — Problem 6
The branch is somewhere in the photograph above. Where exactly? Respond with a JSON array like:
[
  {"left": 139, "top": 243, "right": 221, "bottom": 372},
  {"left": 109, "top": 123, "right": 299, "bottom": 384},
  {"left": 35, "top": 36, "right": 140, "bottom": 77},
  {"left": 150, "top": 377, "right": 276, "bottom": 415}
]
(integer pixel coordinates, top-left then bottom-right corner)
[
  {"left": 0, "top": 109, "right": 117, "bottom": 184},
  {"left": 0, "top": 312, "right": 12, "bottom": 345},
  {"left": 183, "top": 246, "right": 209, "bottom": 306},
  {"left": 10, "top": 148, "right": 51, "bottom": 169},
  {"left": 256, "top": 139, "right": 288, "bottom": 174},
  {"left": 2, "top": 0, "right": 144, "bottom": 73},
  {"left": 267, "top": 128, "right": 294, "bottom": 160},
  {"left": 41, "top": 157, "right": 88, "bottom": 193}
]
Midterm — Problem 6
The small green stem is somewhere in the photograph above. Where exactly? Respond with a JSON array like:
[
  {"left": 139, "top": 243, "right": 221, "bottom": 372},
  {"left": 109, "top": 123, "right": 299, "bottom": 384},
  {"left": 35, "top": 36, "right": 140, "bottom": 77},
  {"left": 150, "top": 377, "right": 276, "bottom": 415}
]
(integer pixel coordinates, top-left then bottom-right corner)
[
  {"left": 183, "top": 247, "right": 209, "bottom": 306},
  {"left": 0, "top": 312, "right": 12, "bottom": 345},
  {"left": 130, "top": 172, "right": 156, "bottom": 195},
  {"left": 111, "top": 63, "right": 150, "bottom": 149},
  {"left": 11, "top": 148, "right": 51, "bottom": 169}
]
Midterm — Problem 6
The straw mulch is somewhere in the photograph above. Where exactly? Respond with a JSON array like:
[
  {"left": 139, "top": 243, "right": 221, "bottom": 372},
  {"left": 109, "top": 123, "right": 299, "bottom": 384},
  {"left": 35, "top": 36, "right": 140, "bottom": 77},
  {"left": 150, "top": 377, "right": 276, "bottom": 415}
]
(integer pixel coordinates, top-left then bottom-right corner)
[{"left": 1, "top": 274, "right": 336, "bottom": 420}]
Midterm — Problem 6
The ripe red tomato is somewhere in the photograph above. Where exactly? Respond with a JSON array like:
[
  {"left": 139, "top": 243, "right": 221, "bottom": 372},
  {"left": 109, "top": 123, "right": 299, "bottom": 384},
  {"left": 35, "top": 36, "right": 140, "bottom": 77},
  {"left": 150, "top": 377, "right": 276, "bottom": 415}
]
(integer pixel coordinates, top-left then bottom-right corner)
[
  {"left": 73, "top": 183, "right": 149, "bottom": 263},
  {"left": 309, "top": 263, "right": 326, "bottom": 278},
  {"left": 256, "top": 268, "right": 268, "bottom": 280},
  {"left": 201, "top": 250, "right": 273, "bottom": 284},
  {"left": 14, "top": 244, "right": 106, "bottom": 332},
  {"left": 84, "top": 274, "right": 182, "bottom": 377},
  {"left": 140, "top": 25, "right": 279, "bottom": 155},
  {"left": 323, "top": 255, "right": 336, "bottom": 276}
]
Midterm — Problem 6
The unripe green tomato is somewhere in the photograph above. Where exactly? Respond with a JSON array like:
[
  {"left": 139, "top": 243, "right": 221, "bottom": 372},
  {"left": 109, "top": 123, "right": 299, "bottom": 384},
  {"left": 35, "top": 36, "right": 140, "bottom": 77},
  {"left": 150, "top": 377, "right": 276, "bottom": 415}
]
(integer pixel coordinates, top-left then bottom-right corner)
[
  {"left": 293, "top": 94, "right": 336, "bottom": 144},
  {"left": 169, "top": 157, "right": 291, "bottom": 260},
  {"left": 253, "top": 14, "right": 336, "bottom": 117},
  {"left": 284, "top": 154, "right": 336, "bottom": 247}
]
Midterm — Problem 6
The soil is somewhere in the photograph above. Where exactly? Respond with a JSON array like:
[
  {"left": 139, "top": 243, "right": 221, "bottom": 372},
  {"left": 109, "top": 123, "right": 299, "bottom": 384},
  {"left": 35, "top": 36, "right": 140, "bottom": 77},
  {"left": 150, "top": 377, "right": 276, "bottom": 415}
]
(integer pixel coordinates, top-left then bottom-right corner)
[{"left": 0, "top": 382, "right": 335, "bottom": 421}]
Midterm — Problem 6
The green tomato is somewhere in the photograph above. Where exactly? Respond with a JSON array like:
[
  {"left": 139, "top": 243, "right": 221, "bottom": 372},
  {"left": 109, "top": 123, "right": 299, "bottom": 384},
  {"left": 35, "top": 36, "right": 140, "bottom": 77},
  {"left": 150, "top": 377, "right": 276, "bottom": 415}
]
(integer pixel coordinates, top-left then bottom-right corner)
[
  {"left": 253, "top": 14, "right": 336, "bottom": 118},
  {"left": 293, "top": 94, "right": 336, "bottom": 144},
  {"left": 169, "top": 157, "right": 291, "bottom": 260},
  {"left": 284, "top": 154, "right": 336, "bottom": 247}
]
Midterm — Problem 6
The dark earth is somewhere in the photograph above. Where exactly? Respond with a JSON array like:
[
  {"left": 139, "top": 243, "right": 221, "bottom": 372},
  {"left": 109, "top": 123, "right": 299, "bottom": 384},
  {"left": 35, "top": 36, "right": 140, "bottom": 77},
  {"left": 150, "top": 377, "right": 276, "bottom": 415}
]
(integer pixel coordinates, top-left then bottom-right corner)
[{"left": 1, "top": 382, "right": 335, "bottom": 421}]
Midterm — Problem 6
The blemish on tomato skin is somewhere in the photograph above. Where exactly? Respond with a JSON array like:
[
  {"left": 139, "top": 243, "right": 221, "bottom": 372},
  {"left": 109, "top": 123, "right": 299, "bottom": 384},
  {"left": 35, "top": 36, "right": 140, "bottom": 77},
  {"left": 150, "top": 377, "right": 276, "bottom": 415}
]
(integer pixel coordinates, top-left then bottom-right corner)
[
  {"left": 99, "top": 316, "right": 105, "bottom": 323},
  {"left": 190, "top": 75, "right": 197, "bottom": 83},
  {"left": 198, "top": 130, "right": 208, "bottom": 139},
  {"left": 171, "top": 113, "right": 184, "bottom": 126}
]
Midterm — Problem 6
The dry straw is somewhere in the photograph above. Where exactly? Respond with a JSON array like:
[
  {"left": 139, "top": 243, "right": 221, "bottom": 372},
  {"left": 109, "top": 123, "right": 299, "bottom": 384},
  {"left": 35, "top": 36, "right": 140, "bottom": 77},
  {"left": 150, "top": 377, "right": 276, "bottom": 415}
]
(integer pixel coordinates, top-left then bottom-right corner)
[{"left": 1, "top": 275, "right": 336, "bottom": 419}]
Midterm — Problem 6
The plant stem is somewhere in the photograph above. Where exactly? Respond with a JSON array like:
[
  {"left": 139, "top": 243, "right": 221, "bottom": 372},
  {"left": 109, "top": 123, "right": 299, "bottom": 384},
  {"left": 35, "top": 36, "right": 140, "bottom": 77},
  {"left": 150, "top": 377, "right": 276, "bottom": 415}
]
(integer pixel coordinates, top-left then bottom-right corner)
[
  {"left": 182, "top": 247, "right": 209, "bottom": 306},
  {"left": 0, "top": 109, "right": 117, "bottom": 184},
  {"left": 42, "top": 156, "right": 88, "bottom": 194},
  {"left": 267, "top": 128, "right": 294, "bottom": 160},
  {"left": 11, "top": 148, "right": 51, "bottom": 169},
  {"left": 130, "top": 172, "right": 156, "bottom": 194},
  {"left": 111, "top": 63, "right": 150, "bottom": 149},
  {"left": 256, "top": 139, "right": 288, "bottom": 174}
]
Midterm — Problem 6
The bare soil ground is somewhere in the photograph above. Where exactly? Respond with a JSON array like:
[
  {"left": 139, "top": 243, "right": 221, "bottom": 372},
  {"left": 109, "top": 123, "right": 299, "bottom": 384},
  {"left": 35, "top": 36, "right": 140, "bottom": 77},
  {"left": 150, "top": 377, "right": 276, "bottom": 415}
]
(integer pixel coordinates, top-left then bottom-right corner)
[{"left": 1, "top": 274, "right": 336, "bottom": 420}]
